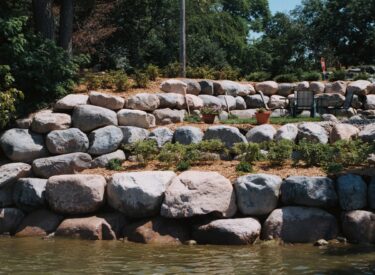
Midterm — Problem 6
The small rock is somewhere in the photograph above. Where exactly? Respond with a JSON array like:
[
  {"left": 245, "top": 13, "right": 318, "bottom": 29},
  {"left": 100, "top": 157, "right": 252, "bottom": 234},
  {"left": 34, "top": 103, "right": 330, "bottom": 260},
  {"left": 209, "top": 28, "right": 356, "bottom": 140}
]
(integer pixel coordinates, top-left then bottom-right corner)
[
  {"left": 0, "top": 163, "right": 32, "bottom": 188},
  {"left": 15, "top": 117, "right": 33, "bottom": 129},
  {"left": 32, "top": 153, "right": 92, "bottom": 178},
  {"left": 322, "top": 114, "right": 339, "bottom": 122},
  {"left": 314, "top": 239, "right": 329, "bottom": 246},
  {"left": 91, "top": 150, "right": 126, "bottom": 169}
]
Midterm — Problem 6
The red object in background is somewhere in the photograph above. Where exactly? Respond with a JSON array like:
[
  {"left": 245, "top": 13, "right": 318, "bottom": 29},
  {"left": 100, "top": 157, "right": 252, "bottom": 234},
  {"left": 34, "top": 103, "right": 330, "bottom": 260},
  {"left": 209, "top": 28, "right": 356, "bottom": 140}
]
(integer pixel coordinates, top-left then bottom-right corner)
[{"left": 320, "top": 57, "right": 326, "bottom": 73}]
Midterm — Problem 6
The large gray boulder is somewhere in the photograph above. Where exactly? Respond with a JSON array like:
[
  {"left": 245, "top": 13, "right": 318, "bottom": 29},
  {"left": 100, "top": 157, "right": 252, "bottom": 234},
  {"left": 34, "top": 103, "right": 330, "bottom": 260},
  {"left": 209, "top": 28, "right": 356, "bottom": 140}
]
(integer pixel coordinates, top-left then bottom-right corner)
[
  {"left": 245, "top": 94, "right": 270, "bottom": 108},
  {"left": 235, "top": 96, "right": 247, "bottom": 110},
  {"left": 234, "top": 174, "right": 282, "bottom": 216},
  {"left": 15, "top": 209, "right": 63, "bottom": 237},
  {"left": 0, "top": 187, "right": 14, "bottom": 208},
  {"left": 120, "top": 126, "right": 149, "bottom": 144},
  {"left": 88, "top": 126, "right": 123, "bottom": 155},
  {"left": 325, "top": 81, "right": 347, "bottom": 95},
  {"left": 369, "top": 178, "right": 375, "bottom": 210},
  {"left": 117, "top": 109, "right": 156, "bottom": 129},
  {"left": 269, "top": 95, "right": 288, "bottom": 109},
  {"left": 161, "top": 171, "right": 237, "bottom": 218},
  {"left": 126, "top": 93, "right": 160, "bottom": 111},
  {"left": 89, "top": 91, "right": 124, "bottom": 110},
  {"left": 337, "top": 174, "right": 367, "bottom": 210},
  {"left": 160, "top": 79, "right": 187, "bottom": 94},
  {"left": 342, "top": 210, "right": 375, "bottom": 244},
  {"left": 153, "top": 108, "right": 186, "bottom": 125},
  {"left": 310, "top": 82, "right": 325, "bottom": 94},
  {"left": 281, "top": 176, "right": 338, "bottom": 208},
  {"left": 255, "top": 81, "right": 278, "bottom": 96},
  {"left": 277, "top": 83, "right": 296, "bottom": 97},
  {"left": 173, "top": 126, "right": 203, "bottom": 145},
  {"left": 275, "top": 124, "right": 298, "bottom": 141},
  {"left": 315, "top": 93, "right": 345, "bottom": 108},
  {"left": 330, "top": 124, "right": 359, "bottom": 143},
  {"left": 32, "top": 153, "right": 92, "bottom": 178},
  {"left": 198, "top": 95, "right": 222, "bottom": 108},
  {"left": 0, "top": 163, "right": 32, "bottom": 188},
  {"left": 185, "top": 94, "right": 204, "bottom": 109},
  {"left": 91, "top": 150, "right": 126, "bottom": 169},
  {"left": 55, "top": 216, "right": 116, "bottom": 240},
  {"left": 13, "top": 178, "right": 47, "bottom": 212},
  {"left": 231, "top": 109, "right": 257, "bottom": 119},
  {"left": 193, "top": 218, "right": 261, "bottom": 245},
  {"left": 296, "top": 81, "right": 310, "bottom": 91},
  {"left": 0, "top": 208, "right": 25, "bottom": 235},
  {"left": 0, "top": 129, "right": 48, "bottom": 163},
  {"left": 347, "top": 80, "right": 372, "bottom": 96},
  {"left": 107, "top": 171, "right": 176, "bottom": 218},
  {"left": 54, "top": 94, "right": 89, "bottom": 111},
  {"left": 365, "top": 95, "right": 375, "bottom": 110},
  {"left": 246, "top": 125, "right": 276, "bottom": 143},
  {"left": 72, "top": 105, "right": 118, "bottom": 132},
  {"left": 358, "top": 124, "right": 375, "bottom": 142},
  {"left": 46, "top": 174, "right": 106, "bottom": 214},
  {"left": 181, "top": 79, "right": 201, "bottom": 95},
  {"left": 298, "top": 123, "right": 328, "bottom": 144},
  {"left": 203, "top": 126, "right": 247, "bottom": 148},
  {"left": 31, "top": 110, "right": 71, "bottom": 134},
  {"left": 148, "top": 127, "right": 174, "bottom": 147},
  {"left": 262, "top": 206, "right": 338, "bottom": 243},
  {"left": 214, "top": 80, "right": 255, "bottom": 96},
  {"left": 46, "top": 128, "right": 89, "bottom": 155},
  {"left": 199, "top": 80, "right": 214, "bottom": 95},
  {"left": 218, "top": 95, "right": 237, "bottom": 110},
  {"left": 157, "top": 93, "right": 186, "bottom": 109}
]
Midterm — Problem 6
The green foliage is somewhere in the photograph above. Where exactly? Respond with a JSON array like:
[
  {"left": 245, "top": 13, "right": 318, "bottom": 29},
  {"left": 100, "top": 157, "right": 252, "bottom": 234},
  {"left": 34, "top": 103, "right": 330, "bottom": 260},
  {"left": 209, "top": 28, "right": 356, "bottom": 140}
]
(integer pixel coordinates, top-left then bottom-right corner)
[
  {"left": 213, "top": 66, "right": 241, "bottom": 81},
  {"left": 301, "top": 71, "right": 321, "bottom": 81},
  {"left": 162, "top": 62, "right": 180, "bottom": 78},
  {"left": 246, "top": 71, "right": 271, "bottom": 82},
  {"left": 85, "top": 70, "right": 130, "bottom": 91},
  {"left": 196, "top": 139, "right": 227, "bottom": 154},
  {"left": 233, "top": 142, "right": 262, "bottom": 164},
  {"left": 186, "top": 66, "right": 214, "bottom": 79},
  {"left": 145, "top": 64, "right": 160, "bottom": 81},
  {"left": 353, "top": 72, "right": 370, "bottom": 81},
  {"left": 267, "top": 140, "right": 294, "bottom": 166},
  {"left": 329, "top": 70, "right": 347, "bottom": 81},
  {"left": 176, "top": 160, "right": 191, "bottom": 172},
  {"left": 184, "top": 114, "right": 201, "bottom": 123},
  {"left": 0, "top": 65, "right": 24, "bottom": 129},
  {"left": 273, "top": 73, "right": 298, "bottom": 83},
  {"left": 200, "top": 106, "right": 221, "bottom": 115},
  {"left": 106, "top": 159, "right": 124, "bottom": 171},
  {"left": 122, "top": 140, "right": 158, "bottom": 166},
  {"left": 293, "top": 139, "right": 329, "bottom": 166},
  {"left": 223, "top": 116, "right": 322, "bottom": 125},
  {"left": 133, "top": 71, "right": 149, "bottom": 88},
  {"left": 236, "top": 161, "right": 254, "bottom": 173}
]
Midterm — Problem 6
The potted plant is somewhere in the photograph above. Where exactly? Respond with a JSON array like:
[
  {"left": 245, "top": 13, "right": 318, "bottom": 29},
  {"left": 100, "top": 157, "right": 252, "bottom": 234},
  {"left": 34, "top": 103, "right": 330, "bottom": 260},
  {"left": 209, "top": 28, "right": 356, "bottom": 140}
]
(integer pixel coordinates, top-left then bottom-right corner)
[
  {"left": 255, "top": 108, "right": 271, "bottom": 125},
  {"left": 200, "top": 106, "right": 221, "bottom": 124}
]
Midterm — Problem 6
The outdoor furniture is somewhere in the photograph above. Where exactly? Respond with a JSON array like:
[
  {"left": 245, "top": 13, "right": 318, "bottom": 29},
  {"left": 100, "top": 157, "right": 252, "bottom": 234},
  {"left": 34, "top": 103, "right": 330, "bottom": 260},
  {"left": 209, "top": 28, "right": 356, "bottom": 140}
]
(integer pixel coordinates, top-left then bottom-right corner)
[
  {"left": 316, "top": 90, "right": 354, "bottom": 115},
  {"left": 291, "top": 90, "right": 316, "bottom": 117}
]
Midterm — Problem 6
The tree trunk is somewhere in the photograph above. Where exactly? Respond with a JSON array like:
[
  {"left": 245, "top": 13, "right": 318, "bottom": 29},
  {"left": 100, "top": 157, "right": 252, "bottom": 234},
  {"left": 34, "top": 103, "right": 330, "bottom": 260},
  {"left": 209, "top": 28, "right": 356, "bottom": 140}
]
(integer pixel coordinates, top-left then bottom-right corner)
[
  {"left": 32, "top": 0, "right": 55, "bottom": 40},
  {"left": 58, "top": 0, "right": 74, "bottom": 55}
]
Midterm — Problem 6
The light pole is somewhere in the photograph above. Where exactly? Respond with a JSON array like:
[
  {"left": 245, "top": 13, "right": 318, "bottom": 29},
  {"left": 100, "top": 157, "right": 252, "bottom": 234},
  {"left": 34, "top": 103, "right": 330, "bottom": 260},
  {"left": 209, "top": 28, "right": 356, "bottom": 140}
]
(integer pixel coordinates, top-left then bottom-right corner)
[{"left": 179, "top": 0, "right": 186, "bottom": 78}]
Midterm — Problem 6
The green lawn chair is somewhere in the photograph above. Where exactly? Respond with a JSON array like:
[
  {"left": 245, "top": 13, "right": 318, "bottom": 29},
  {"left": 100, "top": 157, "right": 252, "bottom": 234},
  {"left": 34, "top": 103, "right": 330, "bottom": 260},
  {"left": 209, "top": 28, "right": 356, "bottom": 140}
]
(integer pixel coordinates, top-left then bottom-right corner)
[{"left": 292, "top": 90, "right": 316, "bottom": 118}]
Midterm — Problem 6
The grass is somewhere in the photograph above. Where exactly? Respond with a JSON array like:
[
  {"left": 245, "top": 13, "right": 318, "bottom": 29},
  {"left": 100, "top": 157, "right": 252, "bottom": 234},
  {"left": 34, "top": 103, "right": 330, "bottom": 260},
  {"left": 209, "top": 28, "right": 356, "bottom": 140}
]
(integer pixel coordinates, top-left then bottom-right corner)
[{"left": 222, "top": 116, "right": 322, "bottom": 125}]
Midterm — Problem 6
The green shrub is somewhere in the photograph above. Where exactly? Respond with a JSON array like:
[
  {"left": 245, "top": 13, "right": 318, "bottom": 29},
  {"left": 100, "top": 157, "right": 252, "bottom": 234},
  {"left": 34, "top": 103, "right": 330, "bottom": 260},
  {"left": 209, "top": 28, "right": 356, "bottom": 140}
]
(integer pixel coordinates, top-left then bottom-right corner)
[
  {"left": 176, "top": 160, "right": 191, "bottom": 171},
  {"left": 236, "top": 161, "right": 254, "bottom": 173},
  {"left": 301, "top": 71, "right": 321, "bottom": 81},
  {"left": 0, "top": 65, "right": 24, "bottom": 129},
  {"left": 329, "top": 70, "right": 346, "bottom": 81},
  {"left": 122, "top": 140, "right": 158, "bottom": 165},
  {"left": 293, "top": 139, "right": 330, "bottom": 166},
  {"left": 246, "top": 71, "right": 271, "bottom": 82},
  {"left": 197, "top": 139, "right": 227, "bottom": 154},
  {"left": 186, "top": 66, "right": 214, "bottom": 79},
  {"left": 162, "top": 62, "right": 180, "bottom": 78},
  {"left": 134, "top": 71, "right": 149, "bottom": 88},
  {"left": 353, "top": 72, "right": 370, "bottom": 81},
  {"left": 106, "top": 159, "right": 124, "bottom": 171},
  {"left": 184, "top": 114, "right": 201, "bottom": 123},
  {"left": 233, "top": 142, "right": 262, "bottom": 164},
  {"left": 213, "top": 66, "right": 241, "bottom": 80},
  {"left": 112, "top": 70, "right": 131, "bottom": 92},
  {"left": 146, "top": 64, "right": 160, "bottom": 81},
  {"left": 273, "top": 73, "right": 299, "bottom": 83},
  {"left": 267, "top": 140, "right": 294, "bottom": 166},
  {"left": 157, "top": 142, "right": 186, "bottom": 168}
]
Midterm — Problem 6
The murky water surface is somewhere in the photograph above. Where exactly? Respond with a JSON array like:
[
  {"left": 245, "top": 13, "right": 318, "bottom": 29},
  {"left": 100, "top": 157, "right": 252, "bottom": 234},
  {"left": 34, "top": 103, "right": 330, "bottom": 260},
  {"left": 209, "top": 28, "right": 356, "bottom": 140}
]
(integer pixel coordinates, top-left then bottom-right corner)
[{"left": 0, "top": 238, "right": 374, "bottom": 274}]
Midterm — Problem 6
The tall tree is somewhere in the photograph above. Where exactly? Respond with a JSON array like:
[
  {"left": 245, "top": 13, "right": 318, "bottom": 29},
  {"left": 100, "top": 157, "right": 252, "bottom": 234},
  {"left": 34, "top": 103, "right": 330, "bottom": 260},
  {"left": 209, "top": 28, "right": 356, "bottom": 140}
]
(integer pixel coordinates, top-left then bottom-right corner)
[
  {"left": 58, "top": 0, "right": 74, "bottom": 55},
  {"left": 32, "top": 0, "right": 55, "bottom": 40}
]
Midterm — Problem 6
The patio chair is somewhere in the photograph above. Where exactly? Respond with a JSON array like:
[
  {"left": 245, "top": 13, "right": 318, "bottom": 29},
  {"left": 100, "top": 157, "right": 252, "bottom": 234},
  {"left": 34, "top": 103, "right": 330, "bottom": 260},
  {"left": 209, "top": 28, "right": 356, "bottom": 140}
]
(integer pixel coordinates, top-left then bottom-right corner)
[
  {"left": 291, "top": 90, "right": 316, "bottom": 118},
  {"left": 317, "top": 90, "right": 355, "bottom": 115}
]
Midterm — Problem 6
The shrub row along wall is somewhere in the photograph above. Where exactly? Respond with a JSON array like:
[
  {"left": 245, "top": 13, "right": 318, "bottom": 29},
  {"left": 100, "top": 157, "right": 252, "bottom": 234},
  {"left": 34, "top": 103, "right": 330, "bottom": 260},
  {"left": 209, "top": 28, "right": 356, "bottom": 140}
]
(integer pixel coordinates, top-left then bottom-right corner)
[{"left": 0, "top": 170, "right": 374, "bottom": 245}]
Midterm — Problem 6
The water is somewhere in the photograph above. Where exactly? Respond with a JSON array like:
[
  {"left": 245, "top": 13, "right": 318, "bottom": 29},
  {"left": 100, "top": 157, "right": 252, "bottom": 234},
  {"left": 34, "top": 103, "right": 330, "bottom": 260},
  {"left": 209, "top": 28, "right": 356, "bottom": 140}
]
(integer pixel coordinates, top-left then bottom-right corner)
[{"left": 0, "top": 238, "right": 374, "bottom": 274}]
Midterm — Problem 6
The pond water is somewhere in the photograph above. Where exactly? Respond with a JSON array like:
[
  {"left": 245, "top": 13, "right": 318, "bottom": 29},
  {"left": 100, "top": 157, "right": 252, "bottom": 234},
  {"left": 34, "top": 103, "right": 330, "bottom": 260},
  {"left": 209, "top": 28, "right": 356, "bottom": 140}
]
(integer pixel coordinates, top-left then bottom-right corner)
[{"left": 0, "top": 238, "right": 374, "bottom": 274}]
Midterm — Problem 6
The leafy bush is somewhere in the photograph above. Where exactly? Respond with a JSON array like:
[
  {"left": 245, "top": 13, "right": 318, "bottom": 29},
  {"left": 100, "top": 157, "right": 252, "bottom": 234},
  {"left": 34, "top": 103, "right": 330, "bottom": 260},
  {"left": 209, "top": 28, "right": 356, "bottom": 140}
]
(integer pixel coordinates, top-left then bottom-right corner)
[
  {"left": 353, "top": 72, "right": 370, "bottom": 81},
  {"left": 293, "top": 139, "right": 329, "bottom": 166},
  {"left": 267, "top": 140, "right": 294, "bottom": 166},
  {"left": 0, "top": 65, "right": 24, "bottom": 129},
  {"left": 329, "top": 70, "right": 346, "bottom": 81},
  {"left": 233, "top": 143, "right": 262, "bottom": 164},
  {"left": 162, "top": 62, "right": 180, "bottom": 78},
  {"left": 157, "top": 142, "right": 186, "bottom": 168},
  {"left": 213, "top": 66, "right": 241, "bottom": 80},
  {"left": 186, "top": 66, "right": 214, "bottom": 79},
  {"left": 197, "top": 139, "right": 227, "bottom": 154},
  {"left": 85, "top": 70, "right": 130, "bottom": 91},
  {"left": 145, "top": 64, "right": 160, "bottom": 81},
  {"left": 301, "top": 71, "right": 321, "bottom": 81},
  {"left": 236, "top": 161, "right": 254, "bottom": 173},
  {"left": 122, "top": 140, "right": 158, "bottom": 165},
  {"left": 273, "top": 73, "right": 299, "bottom": 83},
  {"left": 134, "top": 71, "right": 149, "bottom": 88},
  {"left": 106, "top": 159, "right": 124, "bottom": 171},
  {"left": 246, "top": 71, "right": 271, "bottom": 82},
  {"left": 184, "top": 114, "right": 201, "bottom": 123},
  {"left": 176, "top": 160, "right": 191, "bottom": 171}
]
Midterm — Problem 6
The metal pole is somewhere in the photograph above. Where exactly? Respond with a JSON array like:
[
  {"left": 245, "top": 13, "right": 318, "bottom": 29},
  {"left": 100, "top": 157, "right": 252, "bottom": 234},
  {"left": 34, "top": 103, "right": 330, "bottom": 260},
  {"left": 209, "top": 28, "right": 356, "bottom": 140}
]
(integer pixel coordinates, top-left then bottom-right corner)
[{"left": 179, "top": 0, "right": 186, "bottom": 78}]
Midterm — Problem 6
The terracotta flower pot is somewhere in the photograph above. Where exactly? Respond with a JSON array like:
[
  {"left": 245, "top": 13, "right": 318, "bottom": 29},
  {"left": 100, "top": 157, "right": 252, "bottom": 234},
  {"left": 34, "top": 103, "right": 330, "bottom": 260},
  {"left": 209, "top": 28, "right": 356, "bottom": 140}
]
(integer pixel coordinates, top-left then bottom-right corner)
[
  {"left": 255, "top": 111, "right": 271, "bottom": 125},
  {"left": 202, "top": 114, "right": 216, "bottom": 124}
]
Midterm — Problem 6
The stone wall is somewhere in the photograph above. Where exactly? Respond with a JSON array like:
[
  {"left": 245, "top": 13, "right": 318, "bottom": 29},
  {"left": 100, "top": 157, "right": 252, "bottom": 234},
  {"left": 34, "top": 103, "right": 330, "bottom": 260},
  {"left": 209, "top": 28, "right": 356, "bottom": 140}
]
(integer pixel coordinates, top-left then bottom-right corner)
[{"left": 0, "top": 169, "right": 374, "bottom": 245}]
